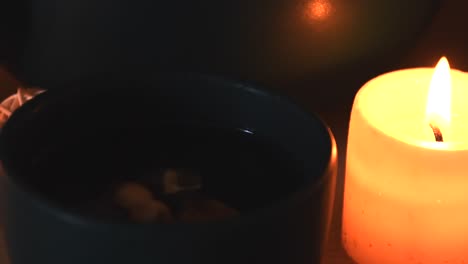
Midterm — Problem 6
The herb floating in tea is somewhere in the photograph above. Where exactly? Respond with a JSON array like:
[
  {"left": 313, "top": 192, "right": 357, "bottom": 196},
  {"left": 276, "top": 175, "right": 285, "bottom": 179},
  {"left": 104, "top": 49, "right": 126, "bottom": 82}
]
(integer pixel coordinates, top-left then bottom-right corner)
[
  {"left": 115, "top": 182, "right": 154, "bottom": 209},
  {"left": 162, "top": 168, "right": 202, "bottom": 194},
  {"left": 128, "top": 199, "right": 173, "bottom": 223},
  {"left": 114, "top": 168, "right": 239, "bottom": 224},
  {"left": 115, "top": 182, "right": 173, "bottom": 223},
  {"left": 178, "top": 199, "right": 239, "bottom": 223}
]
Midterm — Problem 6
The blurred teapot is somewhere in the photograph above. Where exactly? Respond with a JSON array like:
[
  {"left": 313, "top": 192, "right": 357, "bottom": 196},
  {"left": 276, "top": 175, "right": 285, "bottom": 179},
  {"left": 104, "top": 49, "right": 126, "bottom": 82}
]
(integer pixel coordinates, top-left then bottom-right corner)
[{"left": 0, "top": 0, "right": 439, "bottom": 106}]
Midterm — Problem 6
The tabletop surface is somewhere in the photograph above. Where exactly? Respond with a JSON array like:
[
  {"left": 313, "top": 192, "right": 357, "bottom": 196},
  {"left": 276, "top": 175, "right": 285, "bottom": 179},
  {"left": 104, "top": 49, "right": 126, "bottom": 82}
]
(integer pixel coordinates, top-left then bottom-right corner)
[{"left": 1, "top": 1, "right": 468, "bottom": 263}]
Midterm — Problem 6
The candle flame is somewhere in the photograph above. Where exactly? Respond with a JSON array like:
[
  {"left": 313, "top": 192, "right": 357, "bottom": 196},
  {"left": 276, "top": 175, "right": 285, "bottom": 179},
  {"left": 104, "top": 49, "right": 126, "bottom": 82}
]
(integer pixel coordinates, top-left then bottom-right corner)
[{"left": 426, "top": 57, "right": 452, "bottom": 134}]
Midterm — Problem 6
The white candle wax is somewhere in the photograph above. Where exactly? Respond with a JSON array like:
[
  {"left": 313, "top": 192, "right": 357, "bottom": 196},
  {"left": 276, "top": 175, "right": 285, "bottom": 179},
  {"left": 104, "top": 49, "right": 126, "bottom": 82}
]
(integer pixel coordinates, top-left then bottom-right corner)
[{"left": 342, "top": 59, "right": 468, "bottom": 264}]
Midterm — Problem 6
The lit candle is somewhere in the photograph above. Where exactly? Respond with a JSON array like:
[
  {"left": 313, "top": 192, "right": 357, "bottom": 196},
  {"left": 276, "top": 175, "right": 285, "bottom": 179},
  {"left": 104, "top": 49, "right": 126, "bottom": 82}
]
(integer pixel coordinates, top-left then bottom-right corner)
[{"left": 342, "top": 57, "right": 468, "bottom": 264}]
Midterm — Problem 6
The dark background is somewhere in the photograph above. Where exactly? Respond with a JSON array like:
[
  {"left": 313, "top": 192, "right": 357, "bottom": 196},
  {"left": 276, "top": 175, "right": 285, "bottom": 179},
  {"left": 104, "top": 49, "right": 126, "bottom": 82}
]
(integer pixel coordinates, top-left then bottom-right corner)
[
  {"left": 0, "top": 0, "right": 468, "bottom": 263},
  {"left": 0, "top": 0, "right": 441, "bottom": 110}
]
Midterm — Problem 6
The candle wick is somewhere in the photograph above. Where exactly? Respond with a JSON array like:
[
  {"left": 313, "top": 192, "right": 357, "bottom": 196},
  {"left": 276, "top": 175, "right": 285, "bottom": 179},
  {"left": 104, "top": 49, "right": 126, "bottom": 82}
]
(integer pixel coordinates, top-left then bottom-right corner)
[{"left": 429, "top": 123, "right": 444, "bottom": 142}]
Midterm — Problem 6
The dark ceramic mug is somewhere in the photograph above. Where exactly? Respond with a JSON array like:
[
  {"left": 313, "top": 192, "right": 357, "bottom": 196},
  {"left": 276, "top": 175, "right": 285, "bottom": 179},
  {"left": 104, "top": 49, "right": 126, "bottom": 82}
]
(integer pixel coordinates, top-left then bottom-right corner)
[{"left": 0, "top": 74, "right": 337, "bottom": 264}]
